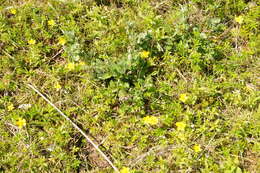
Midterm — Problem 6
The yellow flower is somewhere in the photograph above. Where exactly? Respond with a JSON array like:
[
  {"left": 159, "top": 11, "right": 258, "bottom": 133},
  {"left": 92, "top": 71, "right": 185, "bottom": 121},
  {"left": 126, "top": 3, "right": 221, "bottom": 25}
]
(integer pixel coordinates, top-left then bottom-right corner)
[
  {"left": 54, "top": 83, "right": 62, "bottom": 91},
  {"left": 16, "top": 118, "right": 26, "bottom": 129},
  {"left": 48, "top": 19, "right": 56, "bottom": 26},
  {"left": 143, "top": 116, "right": 159, "bottom": 125},
  {"left": 193, "top": 144, "right": 201, "bottom": 152},
  {"left": 179, "top": 93, "right": 189, "bottom": 103},
  {"left": 79, "top": 61, "right": 86, "bottom": 66},
  {"left": 10, "top": 8, "right": 17, "bottom": 15},
  {"left": 7, "top": 103, "right": 14, "bottom": 111},
  {"left": 28, "top": 39, "right": 36, "bottom": 45},
  {"left": 235, "top": 16, "right": 243, "bottom": 24},
  {"left": 66, "top": 62, "right": 75, "bottom": 71},
  {"left": 140, "top": 51, "right": 150, "bottom": 58},
  {"left": 175, "top": 121, "right": 186, "bottom": 131},
  {"left": 120, "top": 167, "right": 130, "bottom": 173},
  {"left": 58, "top": 37, "right": 67, "bottom": 45}
]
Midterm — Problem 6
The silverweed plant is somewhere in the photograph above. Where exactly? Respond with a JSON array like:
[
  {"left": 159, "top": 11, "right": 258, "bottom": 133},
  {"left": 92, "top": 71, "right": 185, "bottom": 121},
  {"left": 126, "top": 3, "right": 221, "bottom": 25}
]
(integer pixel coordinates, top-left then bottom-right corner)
[{"left": 0, "top": 0, "right": 259, "bottom": 172}]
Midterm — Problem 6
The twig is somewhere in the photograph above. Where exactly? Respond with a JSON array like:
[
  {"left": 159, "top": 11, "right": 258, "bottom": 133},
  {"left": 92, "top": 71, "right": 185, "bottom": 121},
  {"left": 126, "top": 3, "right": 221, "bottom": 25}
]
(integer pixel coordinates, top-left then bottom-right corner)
[
  {"left": 196, "top": 133, "right": 216, "bottom": 160},
  {"left": 130, "top": 144, "right": 180, "bottom": 166},
  {"left": 5, "top": 122, "right": 19, "bottom": 130},
  {"left": 130, "top": 146, "right": 161, "bottom": 166},
  {"left": 27, "top": 84, "right": 119, "bottom": 173},
  {"left": 175, "top": 68, "right": 187, "bottom": 83},
  {"left": 50, "top": 49, "right": 64, "bottom": 60},
  {"left": 215, "top": 23, "right": 234, "bottom": 40},
  {"left": 4, "top": 122, "right": 19, "bottom": 136},
  {"left": 2, "top": 50, "right": 15, "bottom": 60}
]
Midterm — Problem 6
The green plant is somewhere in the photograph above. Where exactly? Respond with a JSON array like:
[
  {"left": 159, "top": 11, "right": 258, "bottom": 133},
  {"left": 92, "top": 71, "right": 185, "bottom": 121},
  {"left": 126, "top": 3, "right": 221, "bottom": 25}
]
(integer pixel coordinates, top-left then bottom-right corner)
[{"left": 0, "top": 0, "right": 259, "bottom": 172}]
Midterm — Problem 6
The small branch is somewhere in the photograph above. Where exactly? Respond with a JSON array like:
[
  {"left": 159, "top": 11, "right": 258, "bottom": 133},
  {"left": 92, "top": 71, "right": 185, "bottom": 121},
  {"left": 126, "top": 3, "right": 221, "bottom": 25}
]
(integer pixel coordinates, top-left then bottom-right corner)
[
  {"left": 4, "top": 122, "right": 19, "bottom": 136},
  {"left": 5, "top": 122, "right": 19, "bottom": 130},
  {"left": 130, "top": 146, "right": 161, "bottom": 166},
  {"left": 130, "top": 145, "right": 180, "bottom": 166},
  {"left": 27, "top": 84, "right": 119, "bottom": 173},
  {"left": 215, "top": 22, "right": 234, "bottom": 40},
  {"left": 51, "top": 49, "right": 64, "bottom": 60},
  {"left": 2, "top": 50, "right": 15, "bottom": 60},
  {"left": 175, "top": 68, "right": 187, "bottom": 83},
  {"left": 196, "top": 133, "right": 216, "bottom": 160}
]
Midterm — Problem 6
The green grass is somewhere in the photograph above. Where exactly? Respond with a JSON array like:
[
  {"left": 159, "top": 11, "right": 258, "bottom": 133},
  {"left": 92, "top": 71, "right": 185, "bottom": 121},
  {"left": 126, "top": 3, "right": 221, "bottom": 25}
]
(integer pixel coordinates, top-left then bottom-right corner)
[{"left": 0, "top": 0, "right": 259, "bottom": 172}]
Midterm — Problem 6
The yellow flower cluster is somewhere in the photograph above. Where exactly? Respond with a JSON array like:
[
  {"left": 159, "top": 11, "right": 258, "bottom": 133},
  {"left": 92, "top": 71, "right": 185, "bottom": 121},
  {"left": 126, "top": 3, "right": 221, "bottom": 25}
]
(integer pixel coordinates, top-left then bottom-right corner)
[
  {"left": 65, "top": 61, "right": 86, "bottom": 71},
  {"left": 235, "top": 16, "right": 243, "bottom": 24},
  {"left": 143, "top": 116, "right": 159, "bottom": 125},
  {"left": 66, "top": 62, "right": 75, "bottom": 71},
  {"left": 48, "top": 19, "right": 56, "bottom": 26},
  {"left": 58, "top": 37, "right": 67, "bottom": 45},
  {"left": 179, "top": 93, "right": 188, "bottom": 103},
  {"left": 140, "top": 51, "right": 150, "bottom": 58},
  {"left": 120, "top": 167, "right": 130, "bottom": 173},
  {"left": 7, "top": 103, "right": 14, "bottom": 111},
  {"left": 10, "top": 8, "right": 17, "bottom": 15},
  {"left": 54, "top": 83, "right": 62, "bottom": 91},
  {"left": 28, "top": 39, "right": 36, "bottom": 45},
  {"left": 193, "top": 144, "right": 202, "bottom": 152},
  {"left": 175, "top": 121, "right": 186, "bottom": 131},
  {"left": 16, "top": 118, "right": 26, "bottom": 129}
]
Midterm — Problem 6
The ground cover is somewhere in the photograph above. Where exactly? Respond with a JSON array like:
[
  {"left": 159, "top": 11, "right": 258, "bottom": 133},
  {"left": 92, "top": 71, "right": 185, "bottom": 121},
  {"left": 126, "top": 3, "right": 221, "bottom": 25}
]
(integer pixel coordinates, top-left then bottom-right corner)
[{"left": 0, "top": 0, "right": 259, "bottom": 172}]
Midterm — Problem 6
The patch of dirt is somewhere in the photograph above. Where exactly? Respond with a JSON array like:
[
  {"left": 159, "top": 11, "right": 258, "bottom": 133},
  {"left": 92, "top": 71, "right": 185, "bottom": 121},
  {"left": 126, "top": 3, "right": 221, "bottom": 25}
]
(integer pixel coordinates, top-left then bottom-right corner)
[
  {"left": 88, "top": 149, "right": 110, "bottom": 168},
  {"left": 243, "top": 150, "right": 260, "bottom": 173}
]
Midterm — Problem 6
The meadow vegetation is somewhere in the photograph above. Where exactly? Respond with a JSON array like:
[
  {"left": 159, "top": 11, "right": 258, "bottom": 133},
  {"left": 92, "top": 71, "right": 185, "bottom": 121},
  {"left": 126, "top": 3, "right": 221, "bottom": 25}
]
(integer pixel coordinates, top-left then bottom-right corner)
[{"left": 0, "top": 0, "right": 259, "bottom": 172}]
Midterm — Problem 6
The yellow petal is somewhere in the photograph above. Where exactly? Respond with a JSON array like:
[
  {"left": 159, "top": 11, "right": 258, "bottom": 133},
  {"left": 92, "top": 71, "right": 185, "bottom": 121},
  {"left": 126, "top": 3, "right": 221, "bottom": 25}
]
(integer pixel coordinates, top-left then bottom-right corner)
[
  {"left": 16, "top": 118, "right": 26, "bottom": 129},
  {"left": 120, "top": 167, "right": 130, "bottom": 173},
  {"left": 179, "top": 93, "right": 188, "bottom": 103},
  {"left": 140, "top": 51, "right": 150, "bottom": 58},
  {"left": 28, "top": 39, "right": 36, "bottom": 45},
  {"left": 7, "top": 104, "right": 14, "bottom": 111},
  {"left": 66, "top": 62, "right": 75, "bottom": 71},
  {"left": 48, "top": 19, "right": 56, "bottom": 26},
  {"left": 235, "top": 16, "right": 243, "bottom": 24},
  {"left": 193, "top": 144, "right": 201, "bottom": 152},
  {"left": 175, "top": 121, "right": 186, "bottom": 131},
  {"left": 58, "top": 37, "right": 67, "bottom": 45},
  {"left": 10, "top": 9, "right": 17, "bottom": 15},
  {"left": 54, "top": 83, "right": 62, "bottom": 91},
  {"left": 143, "top": 116, "right": 159, "bottom": 125}
]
